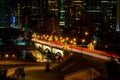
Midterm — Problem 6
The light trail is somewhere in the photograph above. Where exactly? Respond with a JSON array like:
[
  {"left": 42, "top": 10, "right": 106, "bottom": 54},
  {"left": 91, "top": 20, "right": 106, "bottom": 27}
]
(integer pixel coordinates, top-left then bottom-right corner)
[{"left": 32, "top": 38, "right": 120, "bottom": 61}]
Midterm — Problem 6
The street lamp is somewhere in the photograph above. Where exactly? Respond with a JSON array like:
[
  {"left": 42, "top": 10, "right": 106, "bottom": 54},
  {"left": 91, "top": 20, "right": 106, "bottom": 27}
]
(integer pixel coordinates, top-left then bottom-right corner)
[
  {"left": 85, "top": 31, "right": 88, "bottom": 36},
  {"left": 81, "top": 39, "right": 86, "bottom": 44},
  {"left": 5, "top": 54, "right": 9, "bottom": 59},
  {"left": 93, "top": 40, "right": 96, "bottom": 44},
  {"left": 80, "top": 39, "right": 86, "bottom": 54}
]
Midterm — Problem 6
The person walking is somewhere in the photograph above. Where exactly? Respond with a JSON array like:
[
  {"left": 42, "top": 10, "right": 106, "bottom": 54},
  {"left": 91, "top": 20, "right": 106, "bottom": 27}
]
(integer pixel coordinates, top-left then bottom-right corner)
[{"left": 44, "top": 62, "right": 51, "bottom": 72}]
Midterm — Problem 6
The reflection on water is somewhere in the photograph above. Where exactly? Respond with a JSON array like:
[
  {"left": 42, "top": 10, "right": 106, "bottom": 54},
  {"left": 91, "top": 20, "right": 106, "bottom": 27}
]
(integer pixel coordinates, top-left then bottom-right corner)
[
  {"left": 0, "top": 49, "right": 26, "bottom": 60},
  {"left": 30, "top": 50, "right": 48, "bottom": 62},
  {"left": 0, "top": 48, "right": 48, "bottom": 62}
]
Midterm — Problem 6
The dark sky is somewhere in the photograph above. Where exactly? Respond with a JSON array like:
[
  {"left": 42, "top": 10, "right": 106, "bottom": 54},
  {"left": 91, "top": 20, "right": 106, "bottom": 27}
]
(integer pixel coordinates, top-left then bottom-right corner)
[{"left": 10, "top": 0, "right": 19, "bottom": 8}]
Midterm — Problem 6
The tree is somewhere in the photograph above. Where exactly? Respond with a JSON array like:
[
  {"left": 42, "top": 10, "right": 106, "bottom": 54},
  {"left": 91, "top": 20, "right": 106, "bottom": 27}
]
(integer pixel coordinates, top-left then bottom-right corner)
[{"left": 0, "top": 27, "right": 23, "bottom": 43}]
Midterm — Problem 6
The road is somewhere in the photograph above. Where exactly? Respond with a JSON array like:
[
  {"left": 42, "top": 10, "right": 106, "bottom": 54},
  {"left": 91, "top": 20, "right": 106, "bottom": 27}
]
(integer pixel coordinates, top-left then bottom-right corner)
[
  {"left": 6, "top": 63, "right": 64, "bottom": 80},
  {"left": 25, "top": 66, "right": 64, "bottom": 80}
]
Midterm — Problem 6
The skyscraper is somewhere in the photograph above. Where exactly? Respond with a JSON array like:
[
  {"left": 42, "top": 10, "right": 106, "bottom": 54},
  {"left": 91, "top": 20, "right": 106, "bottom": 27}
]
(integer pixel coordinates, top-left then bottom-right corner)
[
  {"left": 19, "top": 0, "right": 118, "bottom": 35},
  {"left": 0, "top": 0, "right": 11, "bottom": 27},
  {"left": 116, "top": 0, "right": 120, "bottom": 31}
]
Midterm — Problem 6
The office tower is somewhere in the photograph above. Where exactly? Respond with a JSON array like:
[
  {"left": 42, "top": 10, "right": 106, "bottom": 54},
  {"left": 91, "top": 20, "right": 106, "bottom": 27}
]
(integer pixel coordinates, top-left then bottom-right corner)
[
  {"left": 60, "top": 0, "right": 65, "bottom": 33},
  {"left": 116, "top": 0, "right": 120, "bottom": 31},
  {"left": 19, "top": 0, "right": 118, "bottom": 35},
  {"left": 64, "top": 0, "right": 86, "bottom": 35},
  {"left": 17, "top": 3, "right": 21, "bottom": 27},
  {"left": 45, "top": 0, "right": 60, "bottom": 33},
  {"left": 19, "top": 0, "right": 42, "bottom": 31},
  {"left": 47, "top": 0, "right": 59, "bottom": 17},
  {"left": 18, "top": 0, "right": 31, "bottom": 28},
  {"left": 0, "top": 0, "right": 11, "bottom": 27},
  {"left": 30, "top": 0, "right": 41, "bottom": 30},
  {"left": 85, "top": 0, "right": 117, "bottom": 36}
]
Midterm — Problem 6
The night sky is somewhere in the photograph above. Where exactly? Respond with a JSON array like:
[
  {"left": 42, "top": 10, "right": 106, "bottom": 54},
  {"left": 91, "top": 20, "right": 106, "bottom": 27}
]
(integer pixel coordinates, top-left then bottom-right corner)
[{"left": 10, "top": 0, "right": 19, "bottom": 8}]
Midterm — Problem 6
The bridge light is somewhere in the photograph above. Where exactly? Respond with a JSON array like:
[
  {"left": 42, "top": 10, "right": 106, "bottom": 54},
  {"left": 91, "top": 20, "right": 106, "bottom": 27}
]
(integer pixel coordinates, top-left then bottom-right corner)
[
  {"left": 43, "top": 35, "right": 45, "bottom": 38},
  {"left": 73, "top": 42, "right": 76, "bottom": 45},
  {"left": 55, "top": 37, "right": 58, "bottom": 41},
  {"left": 82, "top": 39, "right": 85, "bottom": 43},
  {"left": 70, "top": 40, "right": 73, "bottom": 44},
  {"left": 64, "top": 44, "right": 69, "bottom": 50},
  {"left": 41, "top": 36, "right": 43, "bottom": 39},
  {"left": 60, "top": 37, "right": 63, "bottom": 40},
  {"left": 65, "top": 37, "right": 69, "bottom": 41},
  {"left": 73, "top": 38, "right": 76, "bottom": 41},
  {"left": 46, "top": 35, "right": 49, "bottom": 38},
  {"left": 37, "top": 35, "right": 40, "bottom": 39},
  {"left": 45, "top": 36, "right": 48, "bottom": 40}
]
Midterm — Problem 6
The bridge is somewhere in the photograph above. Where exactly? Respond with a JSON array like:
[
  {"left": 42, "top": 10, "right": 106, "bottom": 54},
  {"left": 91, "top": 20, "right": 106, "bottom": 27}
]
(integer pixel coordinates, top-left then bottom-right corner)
[{"left": 32, "top": 38, "right": 120, "bottom": 62}]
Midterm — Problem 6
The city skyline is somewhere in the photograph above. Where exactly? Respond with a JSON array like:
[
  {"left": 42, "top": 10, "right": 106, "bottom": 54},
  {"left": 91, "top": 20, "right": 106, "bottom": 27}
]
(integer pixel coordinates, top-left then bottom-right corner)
[
  {"left": 0, "top": 0, "right": 120, "bottom": 52},
  {"left": 0, "top": 1, "right": 120, "bottom": 80}
]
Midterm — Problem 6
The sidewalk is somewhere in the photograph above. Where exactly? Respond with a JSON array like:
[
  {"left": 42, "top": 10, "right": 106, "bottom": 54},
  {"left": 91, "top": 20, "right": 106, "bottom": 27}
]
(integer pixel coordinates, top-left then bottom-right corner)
[
  {"left": 4, "top": 62, "right": 64, "bottom": 80},
  {"left": 24, "top": 63, "right": 64, "bottom": 80},
  {"left": 25, "top": 68, "right": 64, "bottom": 80}
]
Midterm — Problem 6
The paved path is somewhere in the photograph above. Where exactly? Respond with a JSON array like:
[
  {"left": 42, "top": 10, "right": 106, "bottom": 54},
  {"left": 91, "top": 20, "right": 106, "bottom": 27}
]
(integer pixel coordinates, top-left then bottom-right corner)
[
  {"left": 25, "top": 66, "right": 64, "bottom": 80},
  {"left": 5, "top": 63, "right": 64, "bottom": 80}
]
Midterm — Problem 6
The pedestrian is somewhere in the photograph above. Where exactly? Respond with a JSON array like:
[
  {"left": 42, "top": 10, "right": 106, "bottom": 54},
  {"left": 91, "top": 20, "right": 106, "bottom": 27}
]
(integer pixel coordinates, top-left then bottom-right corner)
[{"left": 44, "top": 62, "right": 51, "bottom": 72}]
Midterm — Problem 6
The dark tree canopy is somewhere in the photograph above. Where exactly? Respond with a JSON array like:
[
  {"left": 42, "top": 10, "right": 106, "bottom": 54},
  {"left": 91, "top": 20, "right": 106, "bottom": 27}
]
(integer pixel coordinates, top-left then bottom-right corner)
[{"left": 0, "top": 27, "right": 23, "bottom": 43}]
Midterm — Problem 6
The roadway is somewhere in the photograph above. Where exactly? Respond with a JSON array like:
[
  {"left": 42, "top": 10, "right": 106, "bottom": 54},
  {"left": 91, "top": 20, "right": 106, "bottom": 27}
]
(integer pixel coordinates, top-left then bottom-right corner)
[
  {"left": 32, "top": 38, "right": 120, "bottom": 62},
  {"left": 6, "top": 62, "right": 64, "bottom": 80},
  {"left": 0, "top": 52, "right": 119, "bottom": 80},
  {"left": 24, "top": 65, "right": 64, "bottom": 80}
]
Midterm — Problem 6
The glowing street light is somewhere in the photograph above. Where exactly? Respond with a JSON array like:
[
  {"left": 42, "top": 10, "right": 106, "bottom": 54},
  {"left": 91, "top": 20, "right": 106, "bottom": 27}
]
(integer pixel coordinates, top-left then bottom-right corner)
[
  {"left": 70, "top": 40, "right": 73, "bottom": 44},
  {"left": 93, "top": 40, "right": 97, "bottom": 44},
  {"left": 12, "top": 54, "right": 16, "bottom": 58},
  {"left": 5, "top": 54, "right": 9, "bottom": 58},
  {"left": 85, "top": 31, "right": 88, "bottom": 36},
  {"left": 82, "top": 39, "right": 86, "bottom": 43},
  {"left": 73, "top": 38, "right": 76, "bottom": 42},
  {"left": 65, "top": 37, "right": 69, "bottom": 41},
  {"left": 63, "top": 44, "right": 69, "bottom": 50}
]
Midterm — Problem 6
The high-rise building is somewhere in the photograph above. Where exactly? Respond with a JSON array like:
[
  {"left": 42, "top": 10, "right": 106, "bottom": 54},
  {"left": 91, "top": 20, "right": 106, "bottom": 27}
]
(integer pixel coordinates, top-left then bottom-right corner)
[
  {"left": 47, "top": 0, "right": 59, "bottom": 17},
  {"left": 19, "top": 0, "right": 50, "bottom": 32},
  {"left": 116, "top": 0, "right": 120, "bottom": 32},
  {"left": 19, "top": 0, "right": 42, "bottom": 31},
  {"left": 19, "top": 0, "right": 118, "bottom": 35},
  {"left": 0, "top": 0, "right": 11, "bottom": 27},
  {"left": 64, "top": 0, "right": 86, "bottom": 35},
  {"left": 45, "top": 0, "right": 60, "bottom": 33}
]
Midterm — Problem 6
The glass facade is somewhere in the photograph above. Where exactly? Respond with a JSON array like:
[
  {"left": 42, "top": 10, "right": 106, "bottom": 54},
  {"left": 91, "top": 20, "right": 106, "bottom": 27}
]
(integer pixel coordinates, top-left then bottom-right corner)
[
  {"left": 19, "top": 0, "right": 118, "bottom": 34},
  {"left": 60, "top": 0, "right": 65, "bottom": 33},
  {"left": 0, "top": 0, "right": 11, "bottom": 27}
]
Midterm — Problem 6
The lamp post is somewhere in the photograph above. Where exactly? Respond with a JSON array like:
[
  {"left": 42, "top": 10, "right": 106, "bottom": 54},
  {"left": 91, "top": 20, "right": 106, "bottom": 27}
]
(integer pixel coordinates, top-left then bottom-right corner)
[
  {"left": 85, "top": 31, "right": 88, "bottom": 36},
  {"left": 4, "top": 54, "right": 9, "bottom": 65},
  {"left": 81, "top": 39, "right": 86, "bottom": 54},
  {"left": 63, "top": 42, "right": 69, "bottom": 58}
]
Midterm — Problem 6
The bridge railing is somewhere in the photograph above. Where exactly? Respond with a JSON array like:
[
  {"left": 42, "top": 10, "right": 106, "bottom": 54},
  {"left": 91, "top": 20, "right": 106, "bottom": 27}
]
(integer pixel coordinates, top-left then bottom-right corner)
[{"left": 32, "top": 38, "right": 120, "bottom": 61}]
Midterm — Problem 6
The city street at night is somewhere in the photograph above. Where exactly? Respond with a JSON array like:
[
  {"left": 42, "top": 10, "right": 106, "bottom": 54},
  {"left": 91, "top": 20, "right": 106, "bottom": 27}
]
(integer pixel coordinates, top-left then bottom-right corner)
[
  {"left": 1, "top": 0, "right": 120, "bottom": 80},
  {"left": 5, "top": 62, "right": 64, "bottom": 80},
  {"left": 24, "top": 65, "right": 64, "bottom": 80}
]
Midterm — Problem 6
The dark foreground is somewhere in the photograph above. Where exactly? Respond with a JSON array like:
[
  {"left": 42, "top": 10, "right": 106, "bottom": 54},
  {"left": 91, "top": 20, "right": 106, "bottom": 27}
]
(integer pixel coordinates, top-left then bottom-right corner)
[{"left": 1, "top": 53, "right": 120, "bottom": 80}]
